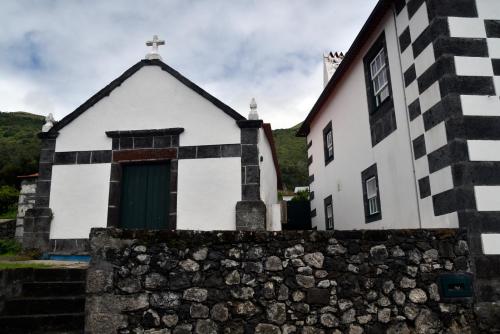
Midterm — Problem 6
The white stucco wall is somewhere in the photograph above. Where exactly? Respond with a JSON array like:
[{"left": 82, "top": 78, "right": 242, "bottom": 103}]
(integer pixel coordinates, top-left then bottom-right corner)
[
  {"left": 258, "top": 128, "right": 280, "bottom": 230},
  {"left": 307, "top": 11, "right": 421, "bottom": 230},
  {"left": 55, "top": 65, "right": 240, "bottom": 151},
  {"left": 177, "top": 157, "right": 241, "bottom": 230},
  {"left": 50, "top": 164, "right": 111, "bottom": 239},
  {"left": 48, "top": 63, "right": 250, "bottom": 239}
]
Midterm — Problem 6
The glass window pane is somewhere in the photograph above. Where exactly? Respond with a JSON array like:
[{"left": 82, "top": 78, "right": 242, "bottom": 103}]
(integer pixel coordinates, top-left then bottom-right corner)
[{"left": 366, "top": 177, "right": 377, "bottom": 198}]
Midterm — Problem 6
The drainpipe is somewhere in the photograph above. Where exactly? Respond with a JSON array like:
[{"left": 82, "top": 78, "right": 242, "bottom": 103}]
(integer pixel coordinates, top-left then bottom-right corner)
[{"left": 392, "top": 6, "right": 423, "bottom": 229}]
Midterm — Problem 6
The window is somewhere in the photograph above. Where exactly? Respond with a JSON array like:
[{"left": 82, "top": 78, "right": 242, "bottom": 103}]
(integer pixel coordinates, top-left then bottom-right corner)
[
  {"left": 363, "top": 33, "right": 396, "bottom": 147},
  {"left": 323, "top": 122, "right": 334, "bottom": 164},
  {"left": 363, "top": 34, "right": 392, "bottom": 115},
  {"left": 370, "top": 49, "right": 390, "bottom": 107},
  {"left": 361, "top": 163, "right": 382, "bottom": 223},
  {"left": 366, "top": 177, "right": 379, "bottom": 215},
  {"left": 324, "top": 195, "right": 334, "bottom": 230}
]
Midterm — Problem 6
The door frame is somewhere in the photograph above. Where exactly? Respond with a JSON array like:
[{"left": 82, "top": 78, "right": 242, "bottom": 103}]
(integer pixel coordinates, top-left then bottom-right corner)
[{"left": 106, "top": 150, "right": 178, "bottom": 230}]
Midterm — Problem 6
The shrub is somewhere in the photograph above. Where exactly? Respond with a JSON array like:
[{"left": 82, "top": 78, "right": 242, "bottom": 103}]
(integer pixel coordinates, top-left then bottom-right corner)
[
  {"left": 0, "top": 239, "right": 22, "bottom": 255},
  {"left": 0, "top": 185, "right": 19, "bottom": 214}
]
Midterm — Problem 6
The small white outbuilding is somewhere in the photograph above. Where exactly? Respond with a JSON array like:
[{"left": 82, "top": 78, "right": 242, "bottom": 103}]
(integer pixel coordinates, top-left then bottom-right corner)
[{"left": 24, "top": 40, "right": 282, "bottom": 253}]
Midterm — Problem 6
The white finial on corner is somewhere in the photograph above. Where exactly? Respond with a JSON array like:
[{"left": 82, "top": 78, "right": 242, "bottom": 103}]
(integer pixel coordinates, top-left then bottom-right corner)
[
  {"left": 42, "top": 113, "right": 55, "bottom": 132},
  {"left": 145, "top": 35, "right": 165, "bottom": 60},
  {"left": 248, "top": 97, "right": 259, "bottom": 120}
]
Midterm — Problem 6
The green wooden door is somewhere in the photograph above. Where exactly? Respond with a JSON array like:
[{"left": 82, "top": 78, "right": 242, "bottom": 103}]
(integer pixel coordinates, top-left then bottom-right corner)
[{"left": 120, "top": 162, "right": 170, "bottom": 230}]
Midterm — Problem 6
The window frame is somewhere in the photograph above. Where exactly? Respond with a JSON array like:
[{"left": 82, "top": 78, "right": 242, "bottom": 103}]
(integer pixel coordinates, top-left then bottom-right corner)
[
  {"left": 361, "top": 163, "right": 382, "bottom": 223},
  {"left": 363, "top": 33, "right": 393, "bottom": 115},
  {"left": 322, "top": 121, "right": 334, "bottom": 165},
  {"left": 324, "top": 195, "right": 334, "bottom": 230}
]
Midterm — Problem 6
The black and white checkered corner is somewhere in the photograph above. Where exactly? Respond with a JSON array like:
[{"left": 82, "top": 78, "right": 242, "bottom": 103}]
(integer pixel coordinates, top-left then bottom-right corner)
[{"left": 395, "top": 0, "right": 500, "bottom": 225}]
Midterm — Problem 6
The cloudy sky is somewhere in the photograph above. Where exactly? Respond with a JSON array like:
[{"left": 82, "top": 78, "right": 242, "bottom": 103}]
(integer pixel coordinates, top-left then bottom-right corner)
[{"left": 0, "top": 0, "right": 378, "bottom": 129}]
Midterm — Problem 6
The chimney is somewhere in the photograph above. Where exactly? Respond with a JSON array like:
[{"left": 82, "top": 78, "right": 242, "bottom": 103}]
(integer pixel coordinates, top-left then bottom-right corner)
[{"left": 323, "top": 51, "right": 344, "bottom": 87}]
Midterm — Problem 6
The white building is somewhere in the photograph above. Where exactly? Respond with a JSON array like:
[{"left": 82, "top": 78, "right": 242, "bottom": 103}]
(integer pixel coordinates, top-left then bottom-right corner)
[
  {"left": 297, "top": 0, "right": 500, "bottom": 254},
  {"left": 23, "top": 39, "right": 282, "bottom": 253}
]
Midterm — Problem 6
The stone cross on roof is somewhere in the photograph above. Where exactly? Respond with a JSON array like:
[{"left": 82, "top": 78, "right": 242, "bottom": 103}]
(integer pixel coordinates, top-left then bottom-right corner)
[{"left": 145, "top": 35, "right": 165, "bottom": 60}]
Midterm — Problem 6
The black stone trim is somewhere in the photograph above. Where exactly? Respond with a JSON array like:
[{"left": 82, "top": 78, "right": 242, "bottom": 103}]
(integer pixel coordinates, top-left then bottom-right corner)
[
  {"left": 394, "top": 0, "right": 406, "bottom": 15},
  {"left": 404, "top": 65, "right": 417, "bottom": 87},
  {"left": 222, "top": 144, "right": 242, "bottom": 157},
  {"left": 422, "top": 95, "right": 461, "bottom": 131},
  {"left": 310, "top": 191, "right": 315, "bottom": 200},
  {"left": 447, "top": 116, "right": 500, "bottom": 141},
  {"left": 418, "top": 55, "right": 455, "bottom": 94},
  {"left": 453, "top": 162, "right": 500, "bottom": 187},
  {"left": 54, "top": 144, "right": 242, "bottom": 165},
  {"left": 485, "top": 20, "right": 500, "bottom": 38},
  {"left": 133, "top": 137, "right": 153, "bottom": 149},
  {"left": 413, "top": 135, "right": 427, "bottom": 160},
  {"left": 323, "top": 195, "right": 334, "bottom": 230},
  {"left": 76, "top": 151, "right": 91, "bottom": 164},
  {"left": 241, "top": 145, "right": 259, "bottom": 165},
  {"left": 426, "top": 0, "right": 478, "bottom": 20},
  {"left": 307, "top": 141, "right": 312, "bottom": 149},
  {"left": 53, "top": 152, "right": 77, "bottom": 165},
  {"left": 407, "top": 0, "right": 425, "bottom": 18},
  {"left": 427, "top": 140, "right": 468, "bottom": 173},
  {"left": 322, "top": 121, "right": 334, "bottom": 165},
  {"left": 178, "top": 146, "right": 196, "bottom": 159},
  {"left": 239, "top": 125, "right": 261, "bottom": 201},
  {"left": 433, "top": 37, "right": 489, "bottom": 59},
  {"left": 47, "top": 59, "right": 244, "bottom": 136},
  {"left": 311, "top": 209, "right": 317, "bottom": 218},
  {"left": 308, "top": 156, "right": 313, "bottom": 166},
  {"left": 439, "top": 76, "right": 495, "bottom": 97},
  {"left": 432, "top": 187, "right": 476, "bottom": 216},
  {"left": 459, "top": 211, "right": 500, "bottom": 234},
  {"left": 308, "top": 174, "right": 315, "bottom": 185},
  {"left": 361, "top": 163, "right": 382, "bottom": 223},
  {"left": 197, "top": 145, "right": 221, "bottom": 159},
  {"left": 237, "top": 120, "right": 263, "bottom": 129},
  {"left": 412, "top": 18, "right": 449, "bottom": 58},
  {"left": 408, "top": 99, "right": 421, "bottom": 121},
  {"left": 241, "top": 128, "right": 259, "bottom": 145},
  {"left": 399, "top": 27, "right": 411, "bottom": 53},
  {"left": 92, "top": 150, "right": 112, "bottom": 164},
  {"left": 492, "top": 59, "right": 500, "bottom": 76},
  {"left": 106, "top": 160, "right": 178, "bottom": 230},
  {"left": 105, "top": 128, "right": 185, "bottom": 138},
  {"left": 363, "top": 33, "right": 397, "bottom": 146},
  {"left": 418, "top": 176, "right": 431, "bottom": 199}
]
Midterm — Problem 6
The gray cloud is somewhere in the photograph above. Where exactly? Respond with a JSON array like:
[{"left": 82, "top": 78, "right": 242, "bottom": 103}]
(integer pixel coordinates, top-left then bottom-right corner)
[{"left": 0, "top": 0, "right": 377, "bottom": 128}]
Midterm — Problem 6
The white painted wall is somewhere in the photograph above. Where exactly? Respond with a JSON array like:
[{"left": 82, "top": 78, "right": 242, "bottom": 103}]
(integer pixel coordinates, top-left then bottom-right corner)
[
  {"left": 307, "top": 10, "right": 421, "bottom": 230},
  {"left": 55, "top": 66, "right": 240, "bottom": 152},
  {"left": 258, "top": 128, "right": 280, "bottom": 230},
  {"left": 177, "top": 157, "right": 241, "bottom": 230},
  {"left": 475, "top": 186, "right": 500, "bottom": 211},
  {"left": 50, "top": 164, "right": 111, "bottom": 239},
  {"left": 482, "top": 234, "right": 500, "bottom": 254}
]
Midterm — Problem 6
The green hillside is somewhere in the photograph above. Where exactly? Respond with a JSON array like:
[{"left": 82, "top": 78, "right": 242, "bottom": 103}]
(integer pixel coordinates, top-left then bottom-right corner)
[
  {"left": 0, "top": 112, "right": 44, "bottom": 187},
  {"left": 272, "top": 123, "right": 308, "bottom": 190},
  {"left": 0, "top": 111, "right": 307, "bottom": 196}
]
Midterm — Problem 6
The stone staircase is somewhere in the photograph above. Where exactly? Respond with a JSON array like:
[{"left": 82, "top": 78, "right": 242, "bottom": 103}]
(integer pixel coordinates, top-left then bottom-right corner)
[{"left": 0, "top": 269, "right": 86, "bottom": 334}]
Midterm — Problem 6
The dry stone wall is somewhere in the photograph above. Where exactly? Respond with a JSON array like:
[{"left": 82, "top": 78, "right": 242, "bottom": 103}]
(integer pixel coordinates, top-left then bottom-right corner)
[{"left": 86, "top": 228, "right": 475, "bottom": 334}]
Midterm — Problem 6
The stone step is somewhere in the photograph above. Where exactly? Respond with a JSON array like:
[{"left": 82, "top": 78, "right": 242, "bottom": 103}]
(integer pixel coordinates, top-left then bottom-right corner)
[
  {"left": 22, "top": 281, "right": 85, "bottom": 297},
  {"left": 32, "top": 268, "right": 86, "bottom": 282},
  {"left": 0, "top": 313, "right": 84, "bottom": 333},
  {"left": 2, "top": 296, "right": 85, "bottom": 315}
]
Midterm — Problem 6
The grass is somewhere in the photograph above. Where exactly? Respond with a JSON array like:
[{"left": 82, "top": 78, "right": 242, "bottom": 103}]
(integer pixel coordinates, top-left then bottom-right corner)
[{"left": 0, "top": 262, "right": 52, "bottom": 270}]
